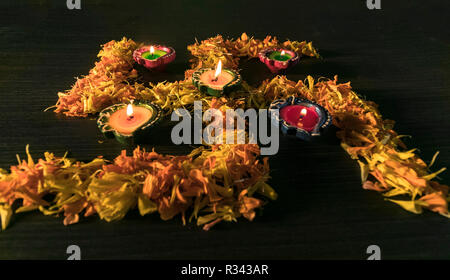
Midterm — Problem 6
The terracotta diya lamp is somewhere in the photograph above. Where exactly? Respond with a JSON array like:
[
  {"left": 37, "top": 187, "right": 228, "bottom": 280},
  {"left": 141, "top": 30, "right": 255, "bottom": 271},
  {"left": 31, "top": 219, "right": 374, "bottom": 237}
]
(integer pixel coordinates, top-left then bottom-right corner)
[
  {"left": 133, "top": 45, "right": 176, "bottom": 71},
  {"left": 258, "top": 48, "right": 299, "bottom": 74},
  {"left": 97, "top": 100, "right": 162, "bottom": 144},
  {"left": 269, "top": 96, "right": 332, "bottom": 141},
  {"left": 192, "top": 60, "right": 242, "bottom": 97}
]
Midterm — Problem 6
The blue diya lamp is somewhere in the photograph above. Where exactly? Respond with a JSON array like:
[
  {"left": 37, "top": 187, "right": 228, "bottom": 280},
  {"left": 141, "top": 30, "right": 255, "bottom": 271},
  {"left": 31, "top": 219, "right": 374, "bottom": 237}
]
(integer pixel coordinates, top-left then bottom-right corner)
[
  {"left": 97, "top": 100, "right": 162, "bottom": 145},
  {"left": 269, "top": 96, "right": 332, "bottom": 141}
]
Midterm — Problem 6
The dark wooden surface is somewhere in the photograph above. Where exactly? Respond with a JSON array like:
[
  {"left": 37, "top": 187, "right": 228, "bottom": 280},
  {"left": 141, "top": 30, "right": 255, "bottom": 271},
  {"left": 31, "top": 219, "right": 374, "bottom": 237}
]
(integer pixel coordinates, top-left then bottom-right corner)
[{"left": 0, "top": 0, "right": 449, "bottom": 259}]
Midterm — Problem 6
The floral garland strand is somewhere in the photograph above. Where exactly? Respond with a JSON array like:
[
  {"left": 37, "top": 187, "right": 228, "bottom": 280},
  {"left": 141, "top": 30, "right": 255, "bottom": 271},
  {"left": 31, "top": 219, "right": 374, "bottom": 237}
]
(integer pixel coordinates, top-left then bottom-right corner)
[
  {"left": 0, "top": 144, "right": 276, "bottom": 231},
  {"left": 52, "top": 38, "right": 143, "bottom": 117},
  {"left": 185, "top": 33, "right": 320, "bottom": 78},
  {"left": 243, "top": 76, "right": 448, "bottom": 216}
]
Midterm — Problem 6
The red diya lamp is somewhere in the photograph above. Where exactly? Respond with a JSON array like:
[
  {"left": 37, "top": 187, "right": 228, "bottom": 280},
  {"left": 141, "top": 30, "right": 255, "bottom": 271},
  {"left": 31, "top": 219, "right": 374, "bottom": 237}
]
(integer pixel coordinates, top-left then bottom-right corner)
[
  {"left": 97, "top": 100, "right": 162, "bottom": 144},
  {"left": 258, "top": 48, "right": 299, "bottom": 74},
  {"left": 269, "top": 97, "right": 332, "bottom": 141},
  {"left": 192, "top": 60, "right": 242, "bottom": 97},
  {"left": 133, "top": 45, "right": 176, "bottom": 71}
]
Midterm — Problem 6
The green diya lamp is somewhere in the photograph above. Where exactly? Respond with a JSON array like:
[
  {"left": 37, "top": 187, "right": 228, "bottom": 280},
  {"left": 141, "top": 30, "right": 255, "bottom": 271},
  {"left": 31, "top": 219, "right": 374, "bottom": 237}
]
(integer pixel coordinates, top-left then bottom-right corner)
[
  {"left": 192, "top": 60, "right": 242, "bottom": 97},
  {"left": 133, "top": 45, "right": 176, "bottom": 71},
  {"left": 97, "top": 100, "right": 162, "bottom": 144},
  {"left": 258, "top": 48, "right": 299, "bottom": 74}
]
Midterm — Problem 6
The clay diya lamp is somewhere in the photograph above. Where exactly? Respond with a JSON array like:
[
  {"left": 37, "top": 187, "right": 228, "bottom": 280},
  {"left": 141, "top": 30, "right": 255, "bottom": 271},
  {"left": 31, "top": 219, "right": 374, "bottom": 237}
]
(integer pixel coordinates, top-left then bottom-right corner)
[
  {"left": 133, "top": 45, "right": 176, "bottom": 71},
  {"left": 269, "top": 96, "right": 332, "bottom": 141},
  {"left": 258, "top": 48, "right": 299, "bottom": 74},
  {"left": 192, "top": 60, "right": 242, "bottom": 97},
  {"left": 97, "top": 100, "right": 162, "bottom": 144}
]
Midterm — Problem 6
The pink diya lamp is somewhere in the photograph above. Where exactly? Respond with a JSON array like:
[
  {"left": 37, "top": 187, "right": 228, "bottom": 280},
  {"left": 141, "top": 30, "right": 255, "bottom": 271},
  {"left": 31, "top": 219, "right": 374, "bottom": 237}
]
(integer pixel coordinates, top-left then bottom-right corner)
[
  {"left": 269, "top": 96, "right": 332, "bottom": 141},
  {"left": 97, "top": 100, "right": 162, "bottom": 144},
  {"left": 133, "top": 45, "right": 176, "bottom": 71},
  {"left": 192, "top": 60, "right": 242, "bottom": 97},
  {"left": 258, "top": 48, "right": 299, "bottom": 74}
]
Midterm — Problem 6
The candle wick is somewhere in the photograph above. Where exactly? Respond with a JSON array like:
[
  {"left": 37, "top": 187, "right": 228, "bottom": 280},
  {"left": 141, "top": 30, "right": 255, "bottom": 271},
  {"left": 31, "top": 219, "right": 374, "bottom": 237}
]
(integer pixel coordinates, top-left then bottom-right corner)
[
  {"left": 127, "top": 115, "right": 134, "bottom": 120},
  {"left": 211, "top": 76, "right": 219, "bottom": 82}
]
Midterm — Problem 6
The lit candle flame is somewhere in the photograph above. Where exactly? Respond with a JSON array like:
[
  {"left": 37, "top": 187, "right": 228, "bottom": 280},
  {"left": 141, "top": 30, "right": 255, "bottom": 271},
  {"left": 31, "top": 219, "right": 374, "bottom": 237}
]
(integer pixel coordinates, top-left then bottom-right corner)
[
  {"left": 214, "top": 60, "right": 222, "bottom": 80},
  {"left": 300, "top": 108, "right": 307, "bottom": 118},
  {"left": 150, "top": 46, "right": 155, "bottom": 55},
  {"left": 281, "top": 50, "right": 286, "bottom": 56},
  {"left": 126, "top": 103, "right": 134, "bottom": 118}
]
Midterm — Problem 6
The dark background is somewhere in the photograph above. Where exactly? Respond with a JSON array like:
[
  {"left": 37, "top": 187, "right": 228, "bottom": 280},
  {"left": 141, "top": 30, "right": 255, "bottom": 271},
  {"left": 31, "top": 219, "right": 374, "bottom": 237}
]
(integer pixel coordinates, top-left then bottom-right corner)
[{"left": 0, "top": 0, "right": 449, "bottom": 259}]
